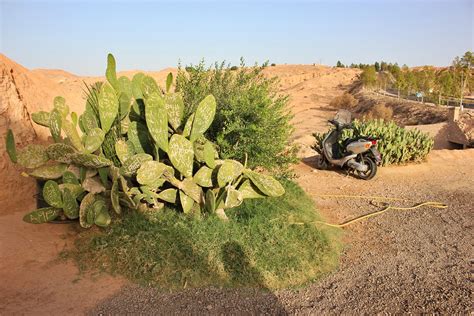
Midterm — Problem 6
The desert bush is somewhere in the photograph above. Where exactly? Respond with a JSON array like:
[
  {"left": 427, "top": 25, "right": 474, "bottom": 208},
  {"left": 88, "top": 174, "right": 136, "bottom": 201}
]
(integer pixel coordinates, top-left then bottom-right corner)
[
  {"left": 329, "top": 93, "right": 358, "bottom": 110},
  {"left": 271, "top": 63, "right": 276, "bottom": 67},
  {"left": 364, "top": 103, "right": 393, "bottom": 121},
  {"left": 312, "top": 119, "right": 433, "bottom": 166},
  {"left": 176, "top": 60, "right": 297, "bottom": 171},
  {"left": 230, "top": 66, "right": 238, "bottom": 71}
]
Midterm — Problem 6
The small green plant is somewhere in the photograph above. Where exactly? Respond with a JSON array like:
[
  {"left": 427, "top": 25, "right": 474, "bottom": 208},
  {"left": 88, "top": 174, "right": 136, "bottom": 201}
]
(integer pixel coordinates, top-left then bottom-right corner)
[
  {"left": 6, "top": 54, "right": 285, "bottom": 228},
  {"left": 312, "top": 119, "right": 434, "bottom": 166}
]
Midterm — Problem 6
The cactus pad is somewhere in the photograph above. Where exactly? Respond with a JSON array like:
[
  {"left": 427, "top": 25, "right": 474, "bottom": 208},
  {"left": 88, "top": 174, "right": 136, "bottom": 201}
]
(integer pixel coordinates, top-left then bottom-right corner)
[
  {"left": 164, "top": 93, "right": 184, "bottom": 130},
  {"left": 62, "top": 188, "right": 79, "bottom": 219},
  {"left": 62, "top": 119, "right": 84, "bottom": 151},
  {"left": 111, "top": 179, "right": 121, "bottom": 214},
  {"left": 168, "top": 134, "right": 194, "bottom": 178},
  {"left": 17, "top": 144, "right": 49, "bottom": 169},
  {"left": 179, "top": 190, "right": 194, "bottom": 214},
  {"left": 141, "top": 75, "right": 160, "bottom": 99},
  {"left": 43, "top": 180, "right": 63, "bottom": 208},
  {"left": 23, "top": 207, "right": 61, "bottom": 224},
  {"left": 193, "top": 166, "right": 214, "bottom": 187},
  {"left": 46, "top": 143, "right": 76, "bottom": 163},
  {"left": 217, "top": 159, "right": 243, "bottom": 187},
  {"left": 243, "top": 170, "right": 285, "bottom": 197},
  {"left": 28, "top": 164, "right": 67, "bottom": 180},
  {"left": 93, "top": 200, "right": 111, "bottom": 227},
  {"left": 71, "top": 153, "right": 113, "bottom": 168},
  {"left": 106, "top": 53, "right": 119, "bottom": 91},
  {"left": 120, "top": 153, "right": 153, "bottom": 177},
  {"left": 31, "top": 111, "right": 51, "bottom": 127},
  {"left": 127, "top": 121, "right": 154, "bottom": 154},
  {"left": 78, "top": 111, "right": 99, "bottom": 134},
  {"left": 238, "top": 180, "right": 265, "bottom": 199},
  {"left": 54, "top": 96, "right": 69, "bottom": 117},
  {"left": 115, "top": 140, "right": 134, "bottom": 164},
  {"left": 166, "top": 72, "right": 173, "bottom": 93},
  {"left": 79, "top": 192, "right": 96, "bottom": 228},
  {"left": 98, "top": 83, "right": 119, "bottom": 133},
  {"left": 181, "top": 178, "right": 203, "bottom": 203},
  {"left": 204, "top": 189, "right": 216, "bottom": 213},
  {"left": 84, "top": 128, "right": 106, "bottom": 154},
  {"left": 190, "top": 95, "right": 216, "bottom": 141},
  {"left": 6, "top": 129, "right": 17, "bottom": 163},
  {"left": 156, "top": 188, "right": 177, "bottom": 203},
  {"left": 49, "top": 109, "right": 62, "bottom": 142},
  {"left": 145, "top": 93, "right": 169, "bottom": 152},
  {"left": 136, "top": 161, "right": 168, "bottom": 188}
]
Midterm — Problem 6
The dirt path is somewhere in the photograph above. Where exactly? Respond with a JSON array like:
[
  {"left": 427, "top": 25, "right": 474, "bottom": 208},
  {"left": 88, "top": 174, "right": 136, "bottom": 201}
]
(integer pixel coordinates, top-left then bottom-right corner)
[{"left": 0, "top": 204, "right": 125, "bottom": 315}]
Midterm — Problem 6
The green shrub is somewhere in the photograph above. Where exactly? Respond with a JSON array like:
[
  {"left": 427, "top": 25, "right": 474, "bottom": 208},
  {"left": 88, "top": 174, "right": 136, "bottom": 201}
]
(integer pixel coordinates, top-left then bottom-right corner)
[
  {"left": 176, "top": 60, "right": 297, "bottom": 171},
  {"left": 69, "top": 180, "right": 341, "bottom": 289},
  {"left": 312, "top": 119, "right": 433, "bottom": 166},
  {"left": 230, "top": 66, "right": 238, "bottom": 71}
]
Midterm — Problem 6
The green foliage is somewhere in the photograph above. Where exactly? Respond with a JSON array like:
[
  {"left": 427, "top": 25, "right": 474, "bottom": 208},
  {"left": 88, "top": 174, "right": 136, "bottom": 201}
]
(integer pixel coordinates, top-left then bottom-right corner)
[
  {"left": 312, "top": 119, "right": 434, "bottom": 166},
  {"left": 69, "top": 180, "right": 341, "bottom": 289},
  {"left": 175, "top": 60, "right": 297, "bottom": 171},
  {"left": 9, "top": 54, "right": 286, "bottom": 230}
]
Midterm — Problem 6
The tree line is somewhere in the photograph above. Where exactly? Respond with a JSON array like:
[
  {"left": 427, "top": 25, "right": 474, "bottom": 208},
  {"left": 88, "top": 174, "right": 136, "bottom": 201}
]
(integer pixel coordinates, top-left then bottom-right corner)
[{"left": 336, "top": 51, "right": 473, "bottom": 106}]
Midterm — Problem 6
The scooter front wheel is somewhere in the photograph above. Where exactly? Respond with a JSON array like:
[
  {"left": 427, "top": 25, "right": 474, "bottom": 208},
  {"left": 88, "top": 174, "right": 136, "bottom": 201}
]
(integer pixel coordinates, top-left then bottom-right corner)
[
  {"left": 315, "top": 155, "right": 329, "bottom": 170},
  {"left": 355, "top": 156, "right": 377, "bottom": 180}
]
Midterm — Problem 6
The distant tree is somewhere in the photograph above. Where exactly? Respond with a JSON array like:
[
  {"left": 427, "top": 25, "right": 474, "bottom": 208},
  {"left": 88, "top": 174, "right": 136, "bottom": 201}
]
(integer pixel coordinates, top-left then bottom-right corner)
[
  {"left": 453, "top": 51, "right": 473, "bottom": 109},
  {"left": 404, "top": 70, "right": 417, "bottom": 96},
  {"left": 336, "top": 60, "right": 344, "bottom": 68},
  {"left": 435, "top": 70, "right": 454, "bottom": 105},
  {"left": 380, "top": 61, "right": 388, "bottom": 72},
  {"left": 271, "top": 63, "right": 276, "bottom": 67},
  {"left": 394, "top": 69, "right": 406, "bottom": 99},
  {"left": 361, "top": 66, "right": 377, "bottom": 88},
  {"left": 377, "top": 71, "right": 395, "bottom": 92},
  {"left": 374, "top": 61, "right": 380, "bottom": 72}
]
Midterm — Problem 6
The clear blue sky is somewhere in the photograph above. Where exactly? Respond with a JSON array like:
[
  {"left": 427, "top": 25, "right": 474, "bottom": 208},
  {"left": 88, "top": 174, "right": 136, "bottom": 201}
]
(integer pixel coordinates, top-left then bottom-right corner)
[{"left": 1, "top": 0, "right": 472, "bottom": 76}]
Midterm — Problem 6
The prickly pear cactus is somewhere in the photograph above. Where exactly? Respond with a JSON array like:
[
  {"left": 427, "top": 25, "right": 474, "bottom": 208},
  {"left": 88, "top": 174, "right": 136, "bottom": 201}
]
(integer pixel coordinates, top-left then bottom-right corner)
[{"left": 6, "top": 53, "right": 286, "bottom": 229}]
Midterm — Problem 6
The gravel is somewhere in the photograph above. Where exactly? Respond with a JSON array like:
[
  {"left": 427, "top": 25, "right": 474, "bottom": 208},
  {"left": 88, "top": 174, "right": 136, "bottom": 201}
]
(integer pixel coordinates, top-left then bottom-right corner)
[{"left": 89, "top": 152, "right": 474, "bottom": 314}]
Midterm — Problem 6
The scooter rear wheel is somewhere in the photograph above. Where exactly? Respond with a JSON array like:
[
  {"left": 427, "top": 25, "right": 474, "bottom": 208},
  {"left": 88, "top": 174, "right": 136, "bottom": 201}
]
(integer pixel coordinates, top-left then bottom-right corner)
[{"left": 355, "top": 156, "right": 377, "bottom": 180}]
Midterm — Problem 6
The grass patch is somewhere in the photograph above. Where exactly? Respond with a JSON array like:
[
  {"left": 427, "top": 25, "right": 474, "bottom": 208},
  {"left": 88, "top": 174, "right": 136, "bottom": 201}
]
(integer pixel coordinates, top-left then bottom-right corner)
[{"left": 69, "top": 180, "right": 341, "bottom": 289}]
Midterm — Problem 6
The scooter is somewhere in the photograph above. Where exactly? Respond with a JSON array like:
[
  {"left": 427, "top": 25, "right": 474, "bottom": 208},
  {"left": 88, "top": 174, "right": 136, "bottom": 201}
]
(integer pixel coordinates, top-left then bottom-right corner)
[{"left": 315, "top": 111, "right": 382, "bottom": 180}]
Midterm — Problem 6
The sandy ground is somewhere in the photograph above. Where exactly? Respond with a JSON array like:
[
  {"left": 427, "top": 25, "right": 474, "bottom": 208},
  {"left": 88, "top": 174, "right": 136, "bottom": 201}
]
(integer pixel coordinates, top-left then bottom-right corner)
[{"left": 1, "top": 59, "right": 473, "bottom": 314}]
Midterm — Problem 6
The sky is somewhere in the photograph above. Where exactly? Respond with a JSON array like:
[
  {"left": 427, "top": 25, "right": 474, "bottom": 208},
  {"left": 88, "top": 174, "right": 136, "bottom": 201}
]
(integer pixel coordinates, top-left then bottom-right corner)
[{"left": 1, "top": 0, "right": 472, "bottom": 76}]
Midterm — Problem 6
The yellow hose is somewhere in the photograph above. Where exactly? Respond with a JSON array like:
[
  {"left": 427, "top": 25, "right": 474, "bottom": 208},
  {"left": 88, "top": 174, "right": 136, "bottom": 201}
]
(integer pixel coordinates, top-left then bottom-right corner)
[{"left": 295, "top": 194, "right": 448, "bottom": 228}]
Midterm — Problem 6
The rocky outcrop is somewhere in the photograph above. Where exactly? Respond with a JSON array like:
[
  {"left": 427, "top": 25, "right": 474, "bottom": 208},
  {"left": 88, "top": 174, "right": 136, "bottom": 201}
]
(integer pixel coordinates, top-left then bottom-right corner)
[{"left": 0, "top": 56, "right": 40, "bottom": 211}]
